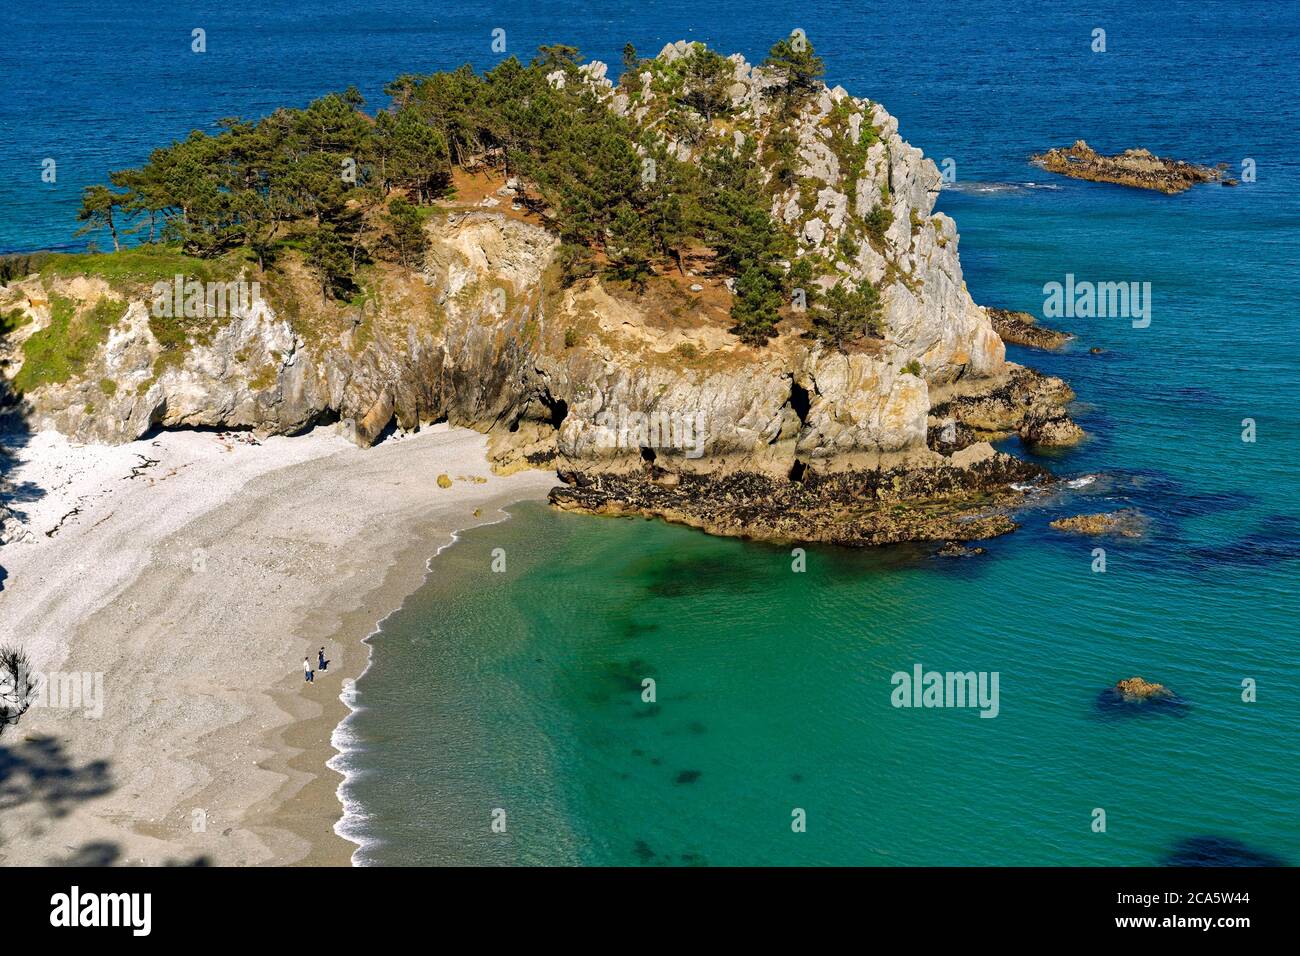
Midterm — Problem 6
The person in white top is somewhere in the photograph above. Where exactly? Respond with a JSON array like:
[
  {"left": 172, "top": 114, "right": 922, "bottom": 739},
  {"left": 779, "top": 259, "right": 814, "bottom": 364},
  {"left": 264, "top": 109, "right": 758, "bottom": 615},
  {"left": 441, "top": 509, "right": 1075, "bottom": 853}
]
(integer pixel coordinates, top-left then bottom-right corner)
[{"left": 303, "top": 656, "right": 314, "bottom": 683}]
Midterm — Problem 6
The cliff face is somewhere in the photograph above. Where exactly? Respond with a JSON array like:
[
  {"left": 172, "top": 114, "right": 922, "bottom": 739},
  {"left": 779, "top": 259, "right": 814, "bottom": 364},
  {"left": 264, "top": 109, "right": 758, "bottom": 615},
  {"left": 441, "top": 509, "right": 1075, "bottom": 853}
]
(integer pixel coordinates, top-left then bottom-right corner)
[{"left": 1, "top": 43, "right": 1077, "bottom": 541}]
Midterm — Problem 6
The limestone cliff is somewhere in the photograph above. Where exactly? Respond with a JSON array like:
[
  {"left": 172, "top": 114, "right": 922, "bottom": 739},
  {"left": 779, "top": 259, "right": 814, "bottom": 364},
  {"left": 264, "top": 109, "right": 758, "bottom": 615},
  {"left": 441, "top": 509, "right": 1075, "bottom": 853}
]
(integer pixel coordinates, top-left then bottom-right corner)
[{"left": 0, "top": 43, "right": 1081, "bottom": 545}]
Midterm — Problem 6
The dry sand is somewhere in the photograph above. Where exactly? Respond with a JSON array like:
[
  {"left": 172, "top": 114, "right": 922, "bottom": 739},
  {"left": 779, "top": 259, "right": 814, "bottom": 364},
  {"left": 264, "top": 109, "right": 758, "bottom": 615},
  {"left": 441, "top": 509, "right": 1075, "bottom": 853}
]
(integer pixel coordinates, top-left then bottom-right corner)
[{"left": 0, "top": 424, "right": 557, "bottom": 866}]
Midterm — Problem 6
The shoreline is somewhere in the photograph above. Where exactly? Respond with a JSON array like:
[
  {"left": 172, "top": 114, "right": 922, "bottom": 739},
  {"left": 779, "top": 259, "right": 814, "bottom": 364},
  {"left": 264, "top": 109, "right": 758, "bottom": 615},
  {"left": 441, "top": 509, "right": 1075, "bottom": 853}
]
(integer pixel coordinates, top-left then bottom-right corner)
[
  {"left": 324, "top": 504, "right": 525, "bottom": 865},
  {"left": 0, "top": 423, "right": 556, "bottom": 866}
]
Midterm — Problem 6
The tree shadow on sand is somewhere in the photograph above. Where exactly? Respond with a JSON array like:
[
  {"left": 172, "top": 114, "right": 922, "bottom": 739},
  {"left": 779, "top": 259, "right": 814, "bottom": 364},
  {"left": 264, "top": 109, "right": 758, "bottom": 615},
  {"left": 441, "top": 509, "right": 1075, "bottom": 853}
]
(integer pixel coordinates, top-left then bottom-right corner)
[
  {"left": 0, "top": 735, "right": 211, "bottom": 867},
  {"left": 48, "top": 840, "right": 211, "bottom": 867},
  {"left": 0, "top": 734, "right": 113, "bottom": 819}
]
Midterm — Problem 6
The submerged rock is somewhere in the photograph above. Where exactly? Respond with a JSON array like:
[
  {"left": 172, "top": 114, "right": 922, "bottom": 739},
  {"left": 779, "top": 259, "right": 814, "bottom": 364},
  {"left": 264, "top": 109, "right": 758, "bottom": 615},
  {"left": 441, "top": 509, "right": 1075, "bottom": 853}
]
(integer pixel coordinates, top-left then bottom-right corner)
[
  {"left": 1050, "top": 509, "right": 1145, "bottom": 538},
  {"left": 1030, "top": 140, "right": 1234, "bottom": 194},
  {"left": 1162, "top": 836, "right": 1288, "bottom": 867},
  {"left": 936, "top": 541, "right": 985, "bottom": 558},
  {"left": 1095, "top": 676, "right": 1189, "bottom": 717}
]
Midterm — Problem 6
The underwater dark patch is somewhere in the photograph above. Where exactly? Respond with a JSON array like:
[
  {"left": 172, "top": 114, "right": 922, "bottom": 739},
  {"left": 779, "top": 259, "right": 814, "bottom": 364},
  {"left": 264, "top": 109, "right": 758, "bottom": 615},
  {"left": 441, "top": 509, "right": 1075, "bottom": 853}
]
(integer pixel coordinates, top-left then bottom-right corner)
[
  {"left": 1162, "top": 836, "right": 1288, "bottom": 867},
  {"left": 1106, "top": 469, "right": 1257, "bottom": 521},
  {"left": 601, "top": 658, "right": 655, "bottom": 692},
  {"left": 1093, "top": 688, "right": 1191, "bottom": 720},
  {"left": 1185, "top": 515, "right": 1300, "bottom": 571},
  {"left": 640, "top": 551, "right": 768, "bottom": 599},
  {"left": 632, "top": 839, "right": 656, "bottom": 864},
  {"left": 675, "top": 769, "right": 701, "bottom": 784}
]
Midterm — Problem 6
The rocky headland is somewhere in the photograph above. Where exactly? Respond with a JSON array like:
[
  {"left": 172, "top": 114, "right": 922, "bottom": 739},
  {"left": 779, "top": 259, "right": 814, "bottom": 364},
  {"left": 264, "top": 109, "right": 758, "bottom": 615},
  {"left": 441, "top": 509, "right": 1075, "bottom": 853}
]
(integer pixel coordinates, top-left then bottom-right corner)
[
  {"left": 1, "top": 40, "right": 1087, "bottom": 549},
  {"left": 1031, "top": 140, "right": 1235, "bottom": 194}
]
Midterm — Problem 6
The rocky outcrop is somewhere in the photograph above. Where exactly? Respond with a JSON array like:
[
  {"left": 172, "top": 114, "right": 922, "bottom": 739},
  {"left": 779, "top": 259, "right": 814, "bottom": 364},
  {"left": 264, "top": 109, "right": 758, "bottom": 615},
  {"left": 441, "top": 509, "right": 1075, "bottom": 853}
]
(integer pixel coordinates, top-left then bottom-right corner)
[
  {"left": 928, "top": 364, "right": 1081, "bottom": 450},
  {"left": 1, "top": 43, "right": 1089, "bottom": 548},
  {"left": 550, "top": 446, "right": 1045, "bottom": 547},
  {"left": 987, "top": 308, "right": 1072, "bottom": 350},
  {"left": 1112, "top": 677, "right": 1173, "bottom": 702},
  {"left": 1050, "top": 509, "right": 1146, "bottom": 538},
  {"left": 1095, "top": 675, "right": 1188, "bottom": 717},
  {"left": 1031, "top": 140, "right": 1235, "bottom": 194}
]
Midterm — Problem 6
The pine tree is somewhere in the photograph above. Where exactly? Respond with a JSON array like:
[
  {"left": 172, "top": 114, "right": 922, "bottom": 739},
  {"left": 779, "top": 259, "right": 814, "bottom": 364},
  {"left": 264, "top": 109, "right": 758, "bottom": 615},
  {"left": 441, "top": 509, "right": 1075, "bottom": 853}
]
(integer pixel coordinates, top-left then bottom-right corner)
[
  {"left": 75, "top": 185, "right": 127, "bottom": 252},
  {"left": 808, "top": 279, "right": 883, "bottom": 349},
  {"left": 731, "top": 265, "right": 784, "bottom": 344},
  {"left": 383, "top": 197, "right": 428, "bottom": 268}
]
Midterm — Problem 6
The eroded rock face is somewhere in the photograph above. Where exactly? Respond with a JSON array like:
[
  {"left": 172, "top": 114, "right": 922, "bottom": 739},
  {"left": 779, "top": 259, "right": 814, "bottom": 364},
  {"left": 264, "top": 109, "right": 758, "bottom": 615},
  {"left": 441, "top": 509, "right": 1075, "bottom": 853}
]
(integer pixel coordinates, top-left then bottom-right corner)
[
  {"left": 928, "top": 364, "right": 1080, "bottom": 450},
  {"left": 1031, "top": 140, "right": 1234, "bottom": 194},
  {"left": 0, "top": 213, "right": 556, "bottom": 449}
]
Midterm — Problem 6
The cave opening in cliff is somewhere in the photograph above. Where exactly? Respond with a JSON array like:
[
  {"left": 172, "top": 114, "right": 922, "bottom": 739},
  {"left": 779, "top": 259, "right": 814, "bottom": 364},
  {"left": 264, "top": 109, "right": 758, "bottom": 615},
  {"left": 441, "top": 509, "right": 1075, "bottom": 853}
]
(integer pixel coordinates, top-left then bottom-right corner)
[
  {"left": 789, "top": 381, "right": 811, "bottom": 425},
  {"left": 545, "top": 396, "right": 569, "bottom": 430},
  {"left": 788, "top": 459, "right": 808, "bottom": 483}
]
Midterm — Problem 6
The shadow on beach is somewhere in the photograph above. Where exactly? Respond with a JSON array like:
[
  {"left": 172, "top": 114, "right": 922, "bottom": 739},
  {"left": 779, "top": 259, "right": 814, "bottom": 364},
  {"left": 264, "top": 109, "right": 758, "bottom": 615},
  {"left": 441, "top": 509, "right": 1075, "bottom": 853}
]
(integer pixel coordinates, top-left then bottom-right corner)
[
  {"left": 1, "top": 263, "right": 45, "bottom": 588},
  {"left": 0, "top": 733, "right": 112, "bottom": 820}
]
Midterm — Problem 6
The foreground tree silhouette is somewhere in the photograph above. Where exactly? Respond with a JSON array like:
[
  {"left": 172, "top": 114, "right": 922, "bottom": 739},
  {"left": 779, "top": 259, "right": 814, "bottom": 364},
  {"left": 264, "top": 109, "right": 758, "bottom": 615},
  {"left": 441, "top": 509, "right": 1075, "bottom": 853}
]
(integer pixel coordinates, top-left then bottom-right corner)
[{"left": 0, "top": 644, "right": 37, "bottom": 737}]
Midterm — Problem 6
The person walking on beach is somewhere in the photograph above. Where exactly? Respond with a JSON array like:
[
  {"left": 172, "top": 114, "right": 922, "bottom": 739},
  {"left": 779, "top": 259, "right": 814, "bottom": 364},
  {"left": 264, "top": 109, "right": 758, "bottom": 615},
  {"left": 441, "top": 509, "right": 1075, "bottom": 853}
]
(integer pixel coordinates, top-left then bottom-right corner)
[
  {"left": 318, "top": 647, "right": 328, "bottom": 672},
  {"left": 304, "top": 655, "right": 314, "bottom": 683}
]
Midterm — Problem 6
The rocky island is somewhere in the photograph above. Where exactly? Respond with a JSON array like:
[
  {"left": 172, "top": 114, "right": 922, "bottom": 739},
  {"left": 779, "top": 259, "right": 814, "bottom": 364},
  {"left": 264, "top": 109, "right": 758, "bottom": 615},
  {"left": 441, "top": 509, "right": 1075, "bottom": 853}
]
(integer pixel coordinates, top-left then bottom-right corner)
[
  {"left": 1031, "top": 139, "right": 1235, "bottom": 194},
  {"left": 1, "top": 37, "right": 1084, "bottom": 548}
]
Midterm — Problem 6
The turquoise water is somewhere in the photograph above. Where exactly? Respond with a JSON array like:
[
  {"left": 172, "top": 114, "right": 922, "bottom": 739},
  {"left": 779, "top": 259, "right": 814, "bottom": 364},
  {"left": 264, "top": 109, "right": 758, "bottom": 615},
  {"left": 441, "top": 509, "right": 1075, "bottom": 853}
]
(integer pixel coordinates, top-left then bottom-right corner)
[
  {"left": 3, "top": 0, "right": 1297, "bottom": 864},
  {"left": 338, "top": 494, "right": 1297, "bottom": 866}
]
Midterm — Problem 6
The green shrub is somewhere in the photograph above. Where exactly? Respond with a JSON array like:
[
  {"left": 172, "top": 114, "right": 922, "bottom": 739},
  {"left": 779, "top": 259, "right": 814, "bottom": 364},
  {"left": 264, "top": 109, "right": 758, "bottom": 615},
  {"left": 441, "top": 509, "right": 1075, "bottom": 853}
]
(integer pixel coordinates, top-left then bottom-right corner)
[{"left": 13, "top": 294, "right": 125, "bottom": 393}]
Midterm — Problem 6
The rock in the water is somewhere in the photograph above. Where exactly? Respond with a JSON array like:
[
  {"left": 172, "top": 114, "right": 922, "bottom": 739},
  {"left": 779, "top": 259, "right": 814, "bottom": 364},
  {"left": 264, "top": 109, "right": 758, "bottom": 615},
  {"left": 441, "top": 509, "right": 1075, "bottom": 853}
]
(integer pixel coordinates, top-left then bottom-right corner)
[
  {"left": 1030, "top": 140, "right": 1233, "bottom": 194},
  {"left": 1095, "top": 676, "right": 1188, "bottom": 717},
  {"left": 1020, "top": 414, "right": 1086, "bottom": 447},
  {"left": 937, "top": 541, "right": 985, "bottom": 558},
  {"left": 550, "top": 451, "right": 1046, "bottom": 547},
  {"left": 929, "top": 364, "right": 1082, "bottom": 450},
  {"left": 986, "top": 307, "right": 1073, "bottom": 350},
  {"left": 1114, "top": 676, "right": 1172, "bottom": 702},
  {"left": 1050, "top": 509, "right": 1145, "bottom": 538}
]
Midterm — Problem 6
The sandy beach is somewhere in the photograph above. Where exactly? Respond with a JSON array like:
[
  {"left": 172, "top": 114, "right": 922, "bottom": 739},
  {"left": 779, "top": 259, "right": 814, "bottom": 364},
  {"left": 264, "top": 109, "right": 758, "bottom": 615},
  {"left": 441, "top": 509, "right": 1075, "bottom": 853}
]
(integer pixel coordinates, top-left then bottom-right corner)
[{"left": 0, "top": 423, "right": 557, "bottom": 866}]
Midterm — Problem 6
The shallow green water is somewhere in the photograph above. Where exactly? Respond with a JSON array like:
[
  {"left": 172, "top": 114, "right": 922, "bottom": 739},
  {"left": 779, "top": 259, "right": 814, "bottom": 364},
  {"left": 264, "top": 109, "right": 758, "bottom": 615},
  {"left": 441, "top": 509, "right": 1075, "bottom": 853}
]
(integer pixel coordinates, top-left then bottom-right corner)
[{"left": 336, "top": 497, "right": 1298, "bottom": 866}]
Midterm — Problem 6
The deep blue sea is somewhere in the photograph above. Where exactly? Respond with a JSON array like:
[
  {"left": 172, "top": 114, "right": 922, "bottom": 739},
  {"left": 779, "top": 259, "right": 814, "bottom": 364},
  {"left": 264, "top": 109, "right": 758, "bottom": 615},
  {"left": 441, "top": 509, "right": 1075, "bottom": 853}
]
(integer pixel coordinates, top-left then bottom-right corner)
[{"left": 4, "top": 1, "right": 1297, "bottom": 865}]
